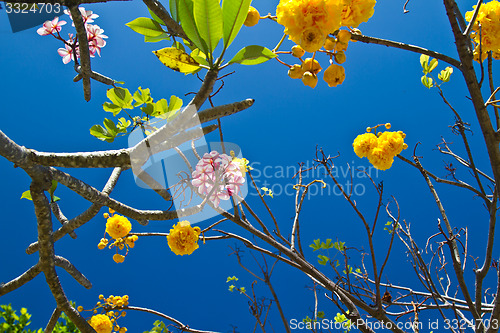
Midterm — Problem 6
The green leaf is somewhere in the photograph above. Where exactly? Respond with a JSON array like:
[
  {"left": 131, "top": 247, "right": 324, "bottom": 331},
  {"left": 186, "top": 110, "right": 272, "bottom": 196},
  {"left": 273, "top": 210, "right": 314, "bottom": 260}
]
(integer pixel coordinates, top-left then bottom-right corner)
[
  {"left": 168, "top": 95, "right": 183, "bottom": 112},
  {"left": 149, "top": 8, "right": 166, "bottom": 25},
  {"left": 310, "top": 239, "right": 321, "bottom": 251},
  {"left": 103, "top": 102, "right": 122, "bottom": 116},
  {"left": 317, "top": 255, "right": 329, "bottom": 265},
  {"left": 428, "top": 58, "right": 438, "bottom": 73},
  {"left": 117, "top": 117, "right": 132, "bottom": 131},
  {"left": 145, "top": 32, "right": 171, "bottom": 43},
  {"left": 334, "top": 241, "right": 345, "bottom": 251},
  {"left": 21, "top": 190, "right": 32, "bottom": 201},
  {"left": 190, "top": 48, "right": 210, "bottom": 66},
  {"left": 153, "top": 47, "right": 201, "bottom": 73},
  {"left": 228, "top": 45, "right": 277, "bottom": 65},
  {"left": 226, "top": 276, "right": 238, "bottom": 282},
  {"left": 90, "top": 125, "right": 115, "bottom": 143},
  {"left": 141, "top": 103, "right": 155, "bottom": 116},
  {"left": 133, "top": 87, "right": 153, "bottom": 106},
  {"left": 420, "top": 54, "right": 429, "bottom": 73},
  {"left": 323, "top": 238, "right": 334, "bottom": 249},
  {"left": 106, "top": 87, "right": 134, "bottom": 111},
  {"left": 125, "top": 17, "right": 166, "bottom": 37},
  {"left": 49, "top": 180, "right": 57, "bottom": 196},
  {"left": 421, "top": 75, "right": 433, "bottom": 89},
  {"left": 222, "top": 0, "right": 251, "bottom": 49},
  {"left": 178, "top": 0, "right": 209, "bottom": 55},
  {"left": 438, "top": 66, "right": 453, "bottom": 82},
  {"left": 194, "top": 0, "right": 223, "bottom": 55},
  {"left": 170, "top": 0, "right": 180, "bottom": 22},
  {"left": 153, "top": 99, "right": 169, "bottom": 116},
  {"left": 103, "top": 118, "right": 119, "bottom": 136}
]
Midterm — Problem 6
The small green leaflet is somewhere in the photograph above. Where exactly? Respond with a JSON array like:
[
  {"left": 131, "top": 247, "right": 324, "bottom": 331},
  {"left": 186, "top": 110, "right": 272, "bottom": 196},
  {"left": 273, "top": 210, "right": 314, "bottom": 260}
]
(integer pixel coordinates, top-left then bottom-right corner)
[
  {"left": 125, "top": 17, "right": 166, "bottom": 37},
  {"left": 228, "top": 45, "right": 277, "bottom": 65}
]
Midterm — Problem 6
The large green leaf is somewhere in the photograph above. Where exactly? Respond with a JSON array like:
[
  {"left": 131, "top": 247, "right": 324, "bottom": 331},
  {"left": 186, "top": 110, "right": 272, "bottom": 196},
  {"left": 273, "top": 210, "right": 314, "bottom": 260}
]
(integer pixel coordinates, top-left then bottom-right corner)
[
  {"left": 144, "top": 32, "right": 171, "bottom": 43},
  {"left": 125, "top": 17, "right": 166, "bottom": 37},
  {"left": 222, "top": 0, "right": 251, "bottom": 49},
  {"left": 178, "top": 0, "right": 208, "bottom": 55},
  {"left": 194, "top": 0, "right": 223, "bottom": 55},
  {"left": 148, "top": 8, "right": 166, "bottom": 25},
  {"left": 170, "top": 0, "right": 180, "bottom": 22},
  {"left": 228, "top": 45, "right": 276, "bottom": 65}
]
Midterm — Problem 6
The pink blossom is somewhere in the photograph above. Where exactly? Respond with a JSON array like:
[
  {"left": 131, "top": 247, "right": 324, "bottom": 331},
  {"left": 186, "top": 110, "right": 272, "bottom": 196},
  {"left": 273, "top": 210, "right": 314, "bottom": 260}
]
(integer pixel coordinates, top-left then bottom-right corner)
[
  {"left": 57, "top": 44, "right": 79, "bottom": 64},
  {"left": 64, "top": 7, "right": 99, "bottom": 25},
  {"left": 191, "top": 151, "right": 245, "bottom": 208},
  {"left": 86, "top": 24, "right": 108, "bottom": 57},
  {"left": 37, "top": 17, "right": 66, "bottom": 36}
]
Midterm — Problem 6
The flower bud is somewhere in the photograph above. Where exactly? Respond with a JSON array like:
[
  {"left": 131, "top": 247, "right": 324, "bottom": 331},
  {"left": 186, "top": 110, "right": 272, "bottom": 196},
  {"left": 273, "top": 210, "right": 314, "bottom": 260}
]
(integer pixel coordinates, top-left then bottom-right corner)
[
  {"left": 301, "top": 58, "right": 322, "bottom": 75},
  {"left": 244, "top": 6, "right": 260, "bottom": 27},
  {"left": 337, "top": 30, "right": 352, "bottom": 44},
  {"left": 334, "top": 51, "right": 346, "bottom": 64},
  {"left": 323, "top": 64, "right": 345, "bottom": 87},
  {"left": 302, "top": 71, "right": 318, "bottom": 88},
  {"left": 291, "top": 45, "right": 305, "bottom": 58},
  {"left": 288, "top": 64, "right": 304, "bottom": 79},
  {"left": 323, "top": 37, "right": 336, "bottom": 51}
]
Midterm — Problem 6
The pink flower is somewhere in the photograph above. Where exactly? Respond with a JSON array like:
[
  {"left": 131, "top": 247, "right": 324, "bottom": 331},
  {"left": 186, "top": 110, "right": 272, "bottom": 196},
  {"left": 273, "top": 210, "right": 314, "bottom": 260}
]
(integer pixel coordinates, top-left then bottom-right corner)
[
  {"left": 64, "top": 7, "right": 99, "bottom": 25},
  {"left": 86, "top": 24, "right": 108, "bottom": 57},
  {"left": 191, "top": 151, "right": 246, "bottom": 208},
  {"left": 57, "top": 44, "right": 79, "bottom": 64},
  {"left": 37, "top": 17, "right": 66, "bottom": 36}
]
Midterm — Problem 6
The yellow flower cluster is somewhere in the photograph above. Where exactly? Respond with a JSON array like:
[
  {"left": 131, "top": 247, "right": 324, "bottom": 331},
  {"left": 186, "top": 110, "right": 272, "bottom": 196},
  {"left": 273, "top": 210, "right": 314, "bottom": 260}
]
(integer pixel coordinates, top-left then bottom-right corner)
[
  {"left": 353, "top": 124, "right": 407, "bottom": 170},
  {"left": 99, "top": 209, "right": 138, "bottom": 263},
  {"left": 466, "top": 0, "right": 500, "bottom": 61},
  {"left": 167, "top": 221, "right": 202, "bottom": 256},
  {"left": 89, "top": 314, "right": 113, "bottom": 333},
  {"left": 105, "top": 214, "right": 132, "bottom": 239},
  {"left": 80, "top": 295, "right": 129, "bottom": 333},
  {"left": 287, "top": 30, "right": 351, "bottom": 88},
  {"left": 276, "top": 0, "right": 375, "bottom": 53},
  {"left": 277, "top": 0, "right": 342, "bottom": 52},
  {"left": 341, "top": 0, "right": 377, "bottom": 28}
]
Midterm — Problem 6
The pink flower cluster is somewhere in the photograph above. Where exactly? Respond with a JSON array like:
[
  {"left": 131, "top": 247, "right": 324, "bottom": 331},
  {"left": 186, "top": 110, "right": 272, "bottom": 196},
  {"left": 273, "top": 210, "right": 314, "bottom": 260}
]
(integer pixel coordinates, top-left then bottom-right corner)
[
  {"left": 191, "top": 151, "right": 245, "bottom": 208},
  {"left": 37, "top": 7, "right": 107, "bottom": 64}
]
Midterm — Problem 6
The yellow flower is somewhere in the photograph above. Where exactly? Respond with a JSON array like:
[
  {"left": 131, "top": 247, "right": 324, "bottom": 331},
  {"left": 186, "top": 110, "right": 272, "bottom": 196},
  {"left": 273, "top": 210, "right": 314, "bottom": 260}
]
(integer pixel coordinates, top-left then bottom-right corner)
[
  {"left": 301, "top": 58, "right": 322, "bottom": 74},
  {"left": 113, "top": 254, "right": 125, "bottom": 263},
  {"left": 167, "top": 221, "right": 202, "bottom": 256},
  {"left": 276, "top": 0, "right": 342, "bottom": 53},
  {"left": 89, "top": 314, "right": 113, "bottom": 333},
  {"left": 378, "top": 131, "right": 405, "bottom": 155},
  {"left": 124, "top": 235, "right": 138, "bottom": 248},
  {"left": 367, "top": 147, "right": 394, "bottom": 170},
  {"left": 353, "top": 128, "right": 408, "bottom": 170},
  {"left": 300, "top": 27, "right": 327, "bottom": 52},
  {"left": 353, "top": 133, "right": 378, "bottom": 158},
  {"left": 105, "top": 215, "right": 132, "bottom": 239},
  {"left": 323, "top": 64, "right": 345, "bottom": 87},
  {"left": 340, "top": 0, "right": 376, "bottom": 28},
  {"left": 466, "top": 0, "right": 500, "bottom": 57}
]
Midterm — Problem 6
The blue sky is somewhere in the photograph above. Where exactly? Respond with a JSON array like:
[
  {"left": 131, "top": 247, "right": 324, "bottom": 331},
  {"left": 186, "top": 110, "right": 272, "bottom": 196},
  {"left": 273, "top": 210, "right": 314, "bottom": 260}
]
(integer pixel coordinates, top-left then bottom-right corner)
[{"left": 0, "top": 0, "right": 497, "bottom": 331}]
